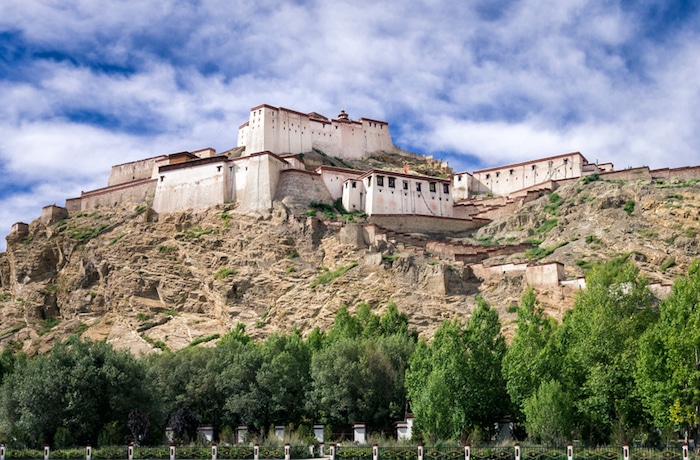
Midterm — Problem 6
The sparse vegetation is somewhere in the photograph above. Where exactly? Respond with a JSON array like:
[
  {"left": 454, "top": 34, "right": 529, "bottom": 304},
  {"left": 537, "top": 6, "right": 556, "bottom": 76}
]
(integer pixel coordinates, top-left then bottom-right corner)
[
  {"left": 188, "top": 334, "right": 220, "bottom": 347},
  {"left": 684, "top": 227, "right": 698, "bottom": 238},
  {"left": 140, "top": 333, "right": 169, "bottom": 352},
  {"left": 535, "top": 219, "right": 558, "bottom": 235},
  {"left": 215, "top": 268, "right": 238, "bottom": 280},
  {"left": 285, "top": 266, "right": 296, "bottom": 273},
  {"left": 179, "top": 226, "right": 215, "bottom": 240},
  {"left": 638, "top": 228, "right": 658, "bottom": 238},
  {"left": 581, "top": 173, "right": 600, "bottom": 184},
  {"left": 310, "top": 261, "right": 358, "bottom": 288},
  {"left": 382, "top": 254, "right": 400, "bottom": 260},
  {"left": 585, "top": 235, "right": 601, "bottom": 245},
  {"left": 660, "top": 258, "right": 676, "bottom": 272},
  {"left": 135, "top": 205, "right": 148, "bottom": 214},
  {"left": 68, "top": 223, "right": 109, "bottom": 242},
  {"left": 136, "top": 313, "right": 151, "bottom": 322},
  {"left": 666, "top": 194, "right": 684, "bottom": 200},
  {"left": 576, "top": 259, "right": 594, "bottom": 270},
  {"left": 525, "top": 241, "right": 568, "bottom": 260},
  {"left": 543, "top": 193, "right": 562, "bottom": 214},
  {"left": 623, "top": 200, "right": 635, "bottom": 215},
  {"left": 38, "top": 317, "right": 60, "bottom": 335},
  {"left": 0, "top": 292, "right": 11, "bottom": 302},
  {"left": 157, "top": 245, "right": 173, "bottom": 254},
  {"left": 108, "top": 233, "right": 127, "bottom": 246}
]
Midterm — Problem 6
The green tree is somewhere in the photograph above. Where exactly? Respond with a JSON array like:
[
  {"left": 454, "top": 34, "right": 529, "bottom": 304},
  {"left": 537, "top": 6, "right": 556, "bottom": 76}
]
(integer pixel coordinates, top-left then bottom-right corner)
[
  {"left": 0, "top": 339, "right": 156, "bottom": 447},
  {"left": 406, "top": 297, "right": 508, "bottom": 441},
  {"left": 636, "top": 260, "right": 700, "bottom": 441},
  {"left": 560, "top": 259, "right": 656, "bottom": 444},
  {"left": 523, "top": 380, "right": 574, "bottom": 445},
  {"left": 502, "top": 287, "right": 560, "bottom": 417}
]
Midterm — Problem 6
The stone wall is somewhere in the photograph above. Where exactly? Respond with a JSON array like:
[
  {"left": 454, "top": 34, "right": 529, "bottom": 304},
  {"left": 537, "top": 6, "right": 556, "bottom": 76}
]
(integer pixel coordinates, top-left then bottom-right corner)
[
  {"left": 598, "top": 167, "right": 652, "bottom": 182},
  {"left": 368, "top": 214, "right": 486, "bottom": 234},
  {"left": 107, "top": 155, "right": 166, "bottom": 187},
  {"left": 78, "top": 179, "right": 157, "bottom": 211},
  {"left": 525, "top": 262, "right": 565, "bottom": 287},
  {"left": 651, "top": 165, "right": 700, "bottom": 181},
  {"left": 41, "top": 205, "right": 68, "bottom": 225},
  {"left": 274, "top": 169, "right": 334, "bottom": 212}
]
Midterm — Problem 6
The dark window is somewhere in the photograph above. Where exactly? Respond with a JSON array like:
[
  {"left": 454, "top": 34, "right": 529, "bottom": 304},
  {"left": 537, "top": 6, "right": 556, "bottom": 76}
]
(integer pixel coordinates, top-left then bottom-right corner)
[
  {"left": 496, "top": 172, "right": 500, "bottom": 178},
  {"left": 352, "top": 181, "right": 357, "bottom": 188},
  {"left": 388, "top": 177, "right": 396, "bottom": 188},
  {"left": 443, "top": 184, "right": 449, "bottom": 194},
  {"left": 532, "top": 165, "right": 536, "bottom": 170},
  {"left": 367, "top": 177, "right": 372, "bottom": 186},
  {"left": 510, "top": 169, "right": 514, "bottom": 175},
  {"left": 485, "top": 173, "right": 490, "bottom": 179},
  {"left": 458, "top": 175, "right": 462, "bottom": 182},
  {"left": 416, "top": 183, "right": 422, "bottom": 192},
  {"left": 403, "top": 181, "right": 409, "bottom": 190},
  {"left": 429, "top": 182, "right": 437, "bottom": 193},
  {"left": 377, "top": 176, "right": 384, "bottom": 186}
]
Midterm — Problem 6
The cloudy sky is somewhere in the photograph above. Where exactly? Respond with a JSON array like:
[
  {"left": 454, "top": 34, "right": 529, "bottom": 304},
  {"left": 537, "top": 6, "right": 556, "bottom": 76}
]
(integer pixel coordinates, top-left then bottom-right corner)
[{"left": 1, "top": 0, "right": 699, "bottom": 250}]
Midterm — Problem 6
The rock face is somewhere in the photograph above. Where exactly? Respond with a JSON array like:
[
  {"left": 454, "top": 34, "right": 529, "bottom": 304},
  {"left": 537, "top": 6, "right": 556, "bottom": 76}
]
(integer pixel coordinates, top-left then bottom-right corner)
[{"left": 0, "top": 177, "right": 698, "bottom": 356}]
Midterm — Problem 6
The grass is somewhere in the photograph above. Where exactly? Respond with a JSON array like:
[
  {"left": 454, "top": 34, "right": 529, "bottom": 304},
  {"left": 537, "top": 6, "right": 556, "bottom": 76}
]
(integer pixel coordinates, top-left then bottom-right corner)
[
  {"left": 310, "top": 261, "right": 358, "bottom": 288},
  {"left": 661, "top": 258, "right": 676, "bottom": 272},
  {"left": 474, "top": 235, "right": 498, "bottom": 246},
  {"left": 215, "top": 268, "right": 238, "bottom": 280},
  {"left": 157, "top": 245, "right": 173, "bottom": 254},
  {"left": 0, "top": 292, "right": 11, "bottom": 302},
  {"left": 162, "top": 309, "right": 178, "bottom": 317},
  {"left": 684, "top": 228, "right": 698, "bottom": 238},
  {"left": 135, "top": 204, "right": 148, "bottom": 214},
  {"left": 68, "top": 223, "right": 109, "bottom": 242},
  {"left": 523, "top": 238, "right": 543, "bottom": 246},
  {"left": 581, "top": 173, "right": 600, "bottom": 184},
  {"left": 666, "top": 193, "right": 684, "bottom": 200},
  {"left": 108, "top": 233, "right": 127, "bottom": 246},
  {"left": 38, "top": 317, "right": 60, "bottom": 335},
  {"left": 141, "top": 333, "right": 169, "bottom": 352},
  {"left": 38, "top": 284, "right": 59, "bottom": 296},
  {"left": 188, "top": 333, "right": 221, "bottom": 347},
  {"left": 623, "top": 200, "right": 635, "bottom": 215},
  {"left": 535, "top": 219, "right": 558, "bottom": 235},
  {"left": 576, "top": 259, "right": 594, "bottom": 270},
  {"left": 638, "top": 228, "right": 659, "bottom": 238},
  {"left": 543, "top": 193, "right": 562, "bottom": 214},
  {"left": 178, "top": 226, "right": 215, "bottom": 240},
  {"left": 136, "top": 313, "right": 151, "bottom": 322},
  {"left": 585, "top": 235, "right": 601, "bottom": 245},
  {"left": 0, "top": 325, "right": 25, "bottom": 336},
  {"left": 285, "top": 266, "right": 296, "bottom": 273},
  {"left": 525, "top": 241, "right": 568, "bottom": 261},
  {"left": 382, "top": 254, "right": 400, "bottom": 260}
]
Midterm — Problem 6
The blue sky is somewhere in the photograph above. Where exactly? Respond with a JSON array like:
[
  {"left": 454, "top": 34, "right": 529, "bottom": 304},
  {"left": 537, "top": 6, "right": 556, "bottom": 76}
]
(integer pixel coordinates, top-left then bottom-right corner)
[{"left": 1, "top": 0, "right": 700, "bottom": 250}]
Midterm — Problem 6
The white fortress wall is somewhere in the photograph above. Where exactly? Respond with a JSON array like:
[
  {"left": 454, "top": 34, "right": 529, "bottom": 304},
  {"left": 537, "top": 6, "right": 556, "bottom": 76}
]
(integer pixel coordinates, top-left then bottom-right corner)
[
  {"left": 452, "top": 172, "right": 472, "bottom": 201},
  {"left": 107, "top": 155, "right": 167, "bottom": 187},
  {"left": 360, "top": 118, "right": 393, "bottom": 154},
  {"left": 363, "top": 171, "right": 453, "bottom": 217},
  {"left": 233, "top": 152, "right": 288, "bottom": 211},
  {"left": 317, "top": 167, "right": 364, "bottom": 201},
  {"left": 471, "top": 152, "right": 588, "bottom": 197},
  {"left": 152, "top": 158, "right": 229, "bottom": 213},
  {"left": 342, "top": 178, "right": 366, "bottom": 213}
]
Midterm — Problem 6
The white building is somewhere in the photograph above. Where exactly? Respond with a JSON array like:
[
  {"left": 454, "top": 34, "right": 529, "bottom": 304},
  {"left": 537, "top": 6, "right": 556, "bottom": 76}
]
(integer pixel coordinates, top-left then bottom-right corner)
[{"left": 237, "top": 104, "right": 394, "bottom": 159}]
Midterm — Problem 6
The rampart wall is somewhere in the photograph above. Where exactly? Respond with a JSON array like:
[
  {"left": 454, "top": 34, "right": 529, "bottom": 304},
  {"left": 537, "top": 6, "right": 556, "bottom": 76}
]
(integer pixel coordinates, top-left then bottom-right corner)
[
  {"left": 274, "top": 169, "right": 334, "bottom": 210},
  {"left": 41, "top": 205, "right": 68, "bottom": 225},
  {"left": 73, "top": 179, "right": 157, "bottom": 211},
  {"left": 651, "top": 165, "right": 700, "bottom": 181},
  {"left": 107, "top": 156, "right": 166, "bottom": 187},
  {"left": 152, "top": 157, "right": 229, "bottom": 213},
  {"left": 368, "top": 214, "right": 486, "bottom": 234}
]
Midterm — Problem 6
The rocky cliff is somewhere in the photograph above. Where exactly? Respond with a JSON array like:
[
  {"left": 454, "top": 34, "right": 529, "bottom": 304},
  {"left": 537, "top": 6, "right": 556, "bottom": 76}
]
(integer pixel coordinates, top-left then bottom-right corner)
[{"left": 1, "top": 174, "right": 698, "bottom": 356}]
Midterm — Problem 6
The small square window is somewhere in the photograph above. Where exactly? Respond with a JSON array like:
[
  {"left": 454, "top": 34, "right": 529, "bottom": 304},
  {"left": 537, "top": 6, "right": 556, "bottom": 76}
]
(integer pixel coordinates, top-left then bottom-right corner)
[
  {"left": 388, "top": 177, "right": 396, "bottom": 188},
  {"left": 458, "top": 175, "right": 462, "bottom": 182},
  {"left": 429, "top": 182, "right": 437, "bottom": 193},
  {"left": 416, "top": 183, "right": 422, "bottom": 192},
  {"left": 377, "top": 176, "right": 384, "bottom": 186},
  {"left": 443, "top": 184, "right": 449, "bottom": 194},
  {"left": 496, "top": 172, "right": 500, "bottom": 178},
  {"left": 485, "top": 173, "right": 490, "bottom": 179},
  {"left": 403, "top": 181, "right": 409, "bottom": 190},
  {"left": 532, "top": 165, "right": 536, "bottom": 170},
  {"left": 510, "top": 169, "right": 514, "bottom": 175}
]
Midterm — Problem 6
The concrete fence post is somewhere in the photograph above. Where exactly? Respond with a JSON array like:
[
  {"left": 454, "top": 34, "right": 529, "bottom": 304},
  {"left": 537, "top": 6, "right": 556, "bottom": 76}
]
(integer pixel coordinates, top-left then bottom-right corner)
[
  {"left": 309, "top": 444, "right": 314, "bottom": 457},
  {"left": 169, "top": 444, "right": 175, "bottom": 460},
  {"left": 43, "top": 445, "right": 50, "bottom": 460},
  {"left": 320, "top": 443, "right": 324, "bottom": 457},
  {"left": 212, "top": 443, "right": 217, "bottom": 460},
  {"left": 464, "top": 444, "right": 471, "bottom": 460},
  {"left": 567, "top": 444, "right": 573, "bottom": 460},
  {"left": 254, "top": 444, "right": 259, "bottom": 460},
  {"left": 623, "top": 444, "right": 630, "bottom": 460},
  {"left": 418, "top": 445, "right": 423, "bottom": 460},
  {"left": 86, "top": 445, "right": 92, "bottom": 460},
  {"left": 515, "top": 444, "right": 520, "bottom": 460},
  {"left": 684, "top": 444, "right": 689, "bottom": 460},
  {"left": 373, "top": 444, "right": 378, "bottom": 460},
  {"left": 330, "top": 445, "right": 336, "bottom": 460},
  {"left": 128, "top": 443, "right": 134, "bottom": 460},
  {"left": 1, "top": 443, "right": 5, "bottom": 460},
  {"left": 285, "top": 444, "right": 290, "bottom": 460}
]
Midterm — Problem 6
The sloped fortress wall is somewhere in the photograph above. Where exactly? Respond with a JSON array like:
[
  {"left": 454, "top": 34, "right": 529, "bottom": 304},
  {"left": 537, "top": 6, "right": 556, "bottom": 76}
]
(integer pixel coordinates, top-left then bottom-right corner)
[
  {"left": 153, "top": 157, "right": 231, "bottom": 213},
  {"left": 108, "top": 155, "right": 167, "bottom": 187}
]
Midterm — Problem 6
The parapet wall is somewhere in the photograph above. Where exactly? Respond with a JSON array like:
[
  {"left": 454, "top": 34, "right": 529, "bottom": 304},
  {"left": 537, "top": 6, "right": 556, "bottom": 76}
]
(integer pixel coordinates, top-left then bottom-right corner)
[
  {"left": 77, "top": 179, "right": 157, "bottom": 211},
  {"left": 107, "top": 156, "right": 165, "bottom": 187},
  {"left": 368, "top": 214, "right": 487, "bottom": 234},
  {"left": 41, "top": 205, "right": 68, "bottom": 225},
  {"left": 651, "top": 165, "right": 700, "bottom": 181}
]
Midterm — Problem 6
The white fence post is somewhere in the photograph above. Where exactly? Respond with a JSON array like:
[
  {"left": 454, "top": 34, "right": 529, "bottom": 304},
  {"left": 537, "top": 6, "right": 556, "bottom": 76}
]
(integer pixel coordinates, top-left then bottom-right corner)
[
  {"left": 128, "top": 443, "right": 134, "bottom": 460},
  {"left": 515, "top": 444, "right": 520, "bottom": 460},
  {"left": 1, "top": 444, "right": 5, "bottom": 460},
  {"left": 44, "top": 445, "right": 50, "bottom": 460},
  {"left": 254, "top": 444, "right": 259, "bottom": 460},
  {"left": 623, "top": 444, "right": 630, "bottom": 460},
  {"left": 330, "top": 445, "right": 336, "bottom": 460},
  {"left": 169, "top": 444, "right": 175, "bottom": 460},
  {"left": 212, "top": 443, "right": 217, "bottom": 460},
  {"left": 567, "top": 444, "right": 573, "bottom": 460},
  {"left": 418, "top": 445, "right": 424, "bottom": 460},
  {"left": 285, "top": 444, "right": 290, "bottom": 460},
  {"left": 464, "top": 445, "right": 471, "bottom": 460},
  {"left": 373, "top": 444, "right": 379, "bottom": 460},
  {"left": 684, "top": 444, "right": 689, "bottom": 460},
  {"left": 86, "top": 445, "right": 92, "bottom": 460}
]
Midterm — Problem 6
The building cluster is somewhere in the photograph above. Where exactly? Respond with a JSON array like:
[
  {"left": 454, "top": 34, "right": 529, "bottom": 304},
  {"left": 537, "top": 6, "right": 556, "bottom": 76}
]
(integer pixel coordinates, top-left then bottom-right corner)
[{"left": 11, "top": 103, "right": 700, "bottom": 240}]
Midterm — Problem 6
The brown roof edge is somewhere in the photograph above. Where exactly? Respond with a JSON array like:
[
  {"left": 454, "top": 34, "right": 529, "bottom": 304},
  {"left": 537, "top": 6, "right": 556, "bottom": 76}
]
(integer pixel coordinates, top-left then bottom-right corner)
[
  {"left": 159, "top": 155, "right": 228, "bottom": 173},
  {"left": 314, "top": 165, "right": 364, "bottom": 175},
  {"left": 473, "top": 152, "right": 588, "bottom": 174},
  {"left": 111, "top": 154, "right": 169, "bottom": 168},
  {"left": 359, "top": 117, "right": 389, "bottom": 125},
  {"left": 357, "top": 169, "right": 452, "bottom": 183}
]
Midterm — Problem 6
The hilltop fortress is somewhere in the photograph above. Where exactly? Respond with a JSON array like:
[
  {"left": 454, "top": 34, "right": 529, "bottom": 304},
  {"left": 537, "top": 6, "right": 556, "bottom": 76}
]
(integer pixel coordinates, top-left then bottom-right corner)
[{"left": 13, "top": 103, "right": 700, "bottom": 237}]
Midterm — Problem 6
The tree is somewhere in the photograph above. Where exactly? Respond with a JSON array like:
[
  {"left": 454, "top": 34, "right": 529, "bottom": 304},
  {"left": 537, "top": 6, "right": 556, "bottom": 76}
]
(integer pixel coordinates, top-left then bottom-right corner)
[
  {"left": 636, "top": 261, "right": 700, "bottom": 442},
  {"left": 406, "top": 297, "right": 508, "bottom": 441},
  {"left": 523, "top": 380, "right": 574, "bottom": 445},
  {"left": 0, "top": 339, "right": 156, "bottom": 447},
  {"left": 559, "top": 258, "right": 656, "bottom": 444},
  {"left": 502, "top": 287, "right": 560, "bottom": 417}
]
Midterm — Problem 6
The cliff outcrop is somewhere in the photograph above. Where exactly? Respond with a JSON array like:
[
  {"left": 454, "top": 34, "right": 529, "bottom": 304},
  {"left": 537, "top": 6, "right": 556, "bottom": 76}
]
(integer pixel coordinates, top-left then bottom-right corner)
[{"left": 1, "top": 175, "right": 698, "bottom": 356}]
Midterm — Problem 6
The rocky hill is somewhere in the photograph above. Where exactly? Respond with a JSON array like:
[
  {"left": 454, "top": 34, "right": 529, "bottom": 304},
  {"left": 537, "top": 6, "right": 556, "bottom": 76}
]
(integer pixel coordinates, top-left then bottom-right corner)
[{"left": 1, "top": 172, "right": 698, "bottom": 356}]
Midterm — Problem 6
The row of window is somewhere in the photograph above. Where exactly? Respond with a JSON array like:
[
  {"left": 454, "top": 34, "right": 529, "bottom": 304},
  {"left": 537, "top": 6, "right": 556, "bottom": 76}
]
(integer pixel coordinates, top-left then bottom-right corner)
[
  {"left": 366, "top": 176, "right": 449, "bottom": 194},
  {"left": 484, "top": 159, "right": 571, "bottom": 180}
]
